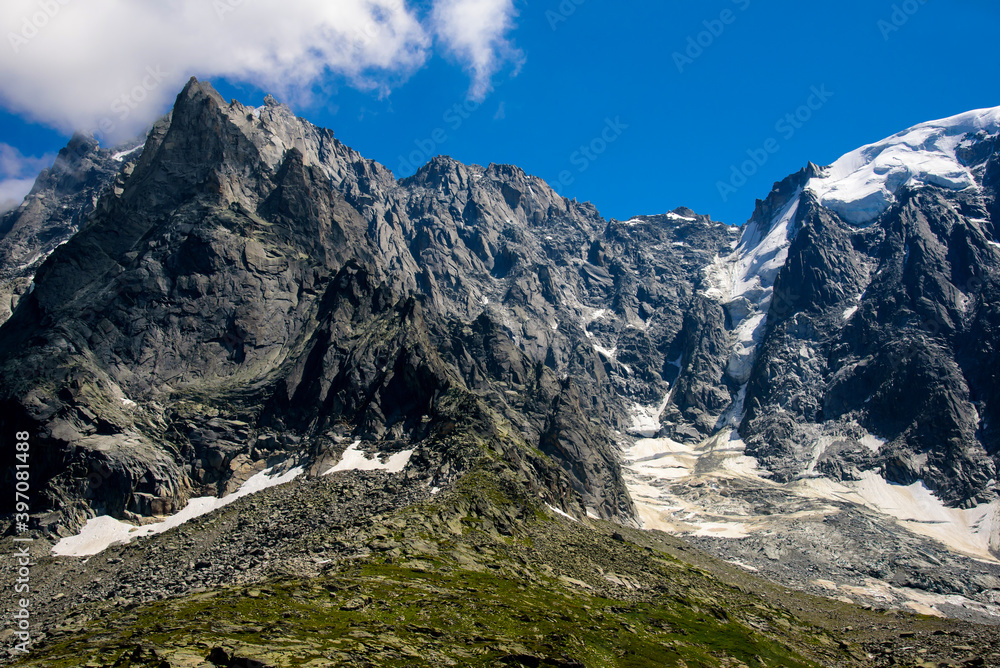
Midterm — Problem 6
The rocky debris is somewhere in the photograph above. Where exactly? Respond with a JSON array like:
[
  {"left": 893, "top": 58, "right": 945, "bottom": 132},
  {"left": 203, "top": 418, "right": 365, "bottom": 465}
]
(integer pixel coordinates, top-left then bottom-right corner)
[
  {"left": 690, "top": 497, "right": 1000, "bottom": 624},
  {"left": 0, "top": 387, "right": 585, "bottom": 647},
  {"left": 4, "top": 463, "right": 999, "bottom": 667}
]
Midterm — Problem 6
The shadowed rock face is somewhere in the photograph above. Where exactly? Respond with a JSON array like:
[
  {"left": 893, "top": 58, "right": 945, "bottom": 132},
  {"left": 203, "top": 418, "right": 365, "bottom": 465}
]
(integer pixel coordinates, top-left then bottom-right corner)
[{"left": 1, "top": 78, "right": 998, "bottom": 542}]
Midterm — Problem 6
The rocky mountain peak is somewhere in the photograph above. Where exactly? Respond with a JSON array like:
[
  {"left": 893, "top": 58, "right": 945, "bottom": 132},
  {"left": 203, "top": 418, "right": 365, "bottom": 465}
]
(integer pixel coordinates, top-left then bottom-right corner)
[
  {"left": 805, "top": 106, "right": 1000, "bottom": 225},
  {"left": 483, "top": 162, "right": 528, "bottom": 183},
  {"left": 4, "top": 79, "right": 740, "bottom": 531},
  {"left": 403, "top": 154, "right": 476, "bottom": 191}
]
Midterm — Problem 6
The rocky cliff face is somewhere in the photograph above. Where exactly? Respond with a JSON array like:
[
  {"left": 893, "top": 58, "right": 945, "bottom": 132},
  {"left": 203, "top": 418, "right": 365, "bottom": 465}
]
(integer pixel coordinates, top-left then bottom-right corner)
[
  {"left": 695, "top": 112, "right": 1000, "bottom": 509},
  {"left": 1, "top": 79, "right": 998, "bottom": 554},
  {"left": 0, "top": 79, "right": 732, "bottom": 533}
]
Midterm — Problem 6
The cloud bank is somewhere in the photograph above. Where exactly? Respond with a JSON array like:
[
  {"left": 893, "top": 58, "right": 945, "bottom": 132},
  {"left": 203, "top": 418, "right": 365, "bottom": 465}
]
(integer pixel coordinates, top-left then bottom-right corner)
[
  {"left": 0, "top": 143, "right": 53, "bottom": 214},
  {"left": 0, "top": 0, "right": 520, "bottom": 144}
]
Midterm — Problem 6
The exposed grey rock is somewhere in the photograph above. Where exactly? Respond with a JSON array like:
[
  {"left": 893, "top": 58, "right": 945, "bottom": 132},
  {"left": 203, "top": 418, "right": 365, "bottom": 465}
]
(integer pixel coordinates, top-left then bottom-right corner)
[
  {"left": 2, "top": 78, "right": 740, "bottom": 529},
  {"left": 1, "top": 81, "right": 997, "bottom": 639},
  {"left": 0, "top": 132, "right": 144, "bottom": 323},
  {"left": 739, "top": 152, "right": 1000, "bottom": 506}
]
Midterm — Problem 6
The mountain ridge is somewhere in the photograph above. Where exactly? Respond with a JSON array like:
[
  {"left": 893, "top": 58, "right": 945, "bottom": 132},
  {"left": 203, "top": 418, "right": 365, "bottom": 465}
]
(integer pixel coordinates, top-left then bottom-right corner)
[
  {"left": 2, "top": 81, "right": 1000, "bottom": 663},
  {"left": 3, "top": 77, "right": 998, "bottom": 525}
]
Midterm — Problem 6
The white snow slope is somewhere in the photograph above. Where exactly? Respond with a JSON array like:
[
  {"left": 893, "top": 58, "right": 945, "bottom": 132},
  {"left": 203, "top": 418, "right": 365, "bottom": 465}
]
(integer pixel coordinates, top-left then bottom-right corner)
[
  {"left": 622, "top": 425, "right": 1000, "bottom": 617},
  {"left": 808, "top": 106, "right": 1000, "bottom": 225},
  {"left": 53, "top": 464, "right": 304, "bottom": 557},
  {"left": 323, "top": 440, "right": 414, "bottom": 475},
  {"left": 704, "top": 193, "right": 801, "bottom": 387}
]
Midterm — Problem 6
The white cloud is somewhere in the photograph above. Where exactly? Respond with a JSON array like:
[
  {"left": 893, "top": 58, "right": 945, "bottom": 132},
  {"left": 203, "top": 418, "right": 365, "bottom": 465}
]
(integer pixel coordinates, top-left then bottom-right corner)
[
  {"left": 0, "top": 177, "right": 34, "bottom": 214},
  {"left": 432, "top": 0, "right": 523, "bottom": 100},
  {"left": 0, "top": 0, "right": 430, "bottom": 142},
  {"left": 0, "top": 143, "right": 52, "bottom": 214},
  {"left": 0, "top": 0, "right": 521, "bottom": 144}
]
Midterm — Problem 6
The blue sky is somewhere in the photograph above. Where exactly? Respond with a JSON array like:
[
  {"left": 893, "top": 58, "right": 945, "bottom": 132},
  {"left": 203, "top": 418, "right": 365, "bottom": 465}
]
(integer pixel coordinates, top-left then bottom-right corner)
[{"left": 1, "top": 0, "right": 998, "bottom": 225}]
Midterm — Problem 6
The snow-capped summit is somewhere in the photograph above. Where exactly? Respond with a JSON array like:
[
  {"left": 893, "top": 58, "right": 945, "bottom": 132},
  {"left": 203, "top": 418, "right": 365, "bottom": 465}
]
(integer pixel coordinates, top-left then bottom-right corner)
[{"left": 807, "top": 106, "right": 1000, "bottom": 224}]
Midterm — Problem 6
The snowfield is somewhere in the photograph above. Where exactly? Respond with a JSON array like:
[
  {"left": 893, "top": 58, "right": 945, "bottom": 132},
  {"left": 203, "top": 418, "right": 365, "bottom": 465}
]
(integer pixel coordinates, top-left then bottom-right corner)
[
  {"left": 806, "top": 106, "right": 1000, "bottom": 225},
  {"left": 53, "top": 464, "right": 304, "bottom": 557},
  {"left": 704, "top": 193, "right": 801, "bottom": 386},
  {"left": 797, "top": 474, "right": 1000, "bottom": 563},
  {"left": 622, "top": 423, "right": 1000, "bottom": 618},
  {"left": 623, "top": 426, "right": 999, "bottom": 563}
]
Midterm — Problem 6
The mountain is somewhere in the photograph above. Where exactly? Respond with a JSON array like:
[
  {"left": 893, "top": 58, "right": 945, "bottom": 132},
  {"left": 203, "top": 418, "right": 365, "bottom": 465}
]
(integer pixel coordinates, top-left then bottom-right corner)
[
  {"left": 0, "top": 133, "right": 145, "bottom": 323},
  {"left": 1, "top": 79, "right": 999, "bottom": 665},
  {"left": 627, "top": 110, "right": 1000, "bottom": 626},
  {"left": 0, "top": 78, "right": 748, "bottom": 533},
  {"left": 734, "top": 111, "right": 1000, "bottom": 507}
]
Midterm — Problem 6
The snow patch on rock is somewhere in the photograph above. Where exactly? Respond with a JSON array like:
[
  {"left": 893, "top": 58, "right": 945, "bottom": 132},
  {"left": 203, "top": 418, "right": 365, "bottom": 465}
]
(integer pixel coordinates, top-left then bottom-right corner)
[
  {"left": 546, "top": 504, "right": 578, "bottom": 522},
  {"left": 592, "top": 343, "right": 617, "bottom": 360},
  {"left": 324, "top": 440, "right": 414, "bottom": 475},
  {"left": 112, "top": 143, "right": 145, "bottom": 162},
  {"left": 628, "top": 392, "right": 673, "bottom": 438}
]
